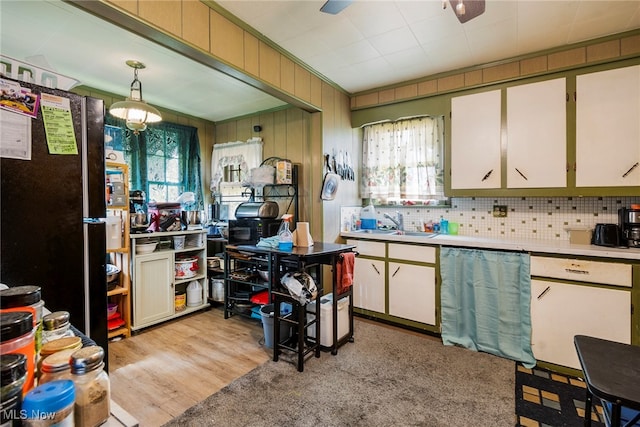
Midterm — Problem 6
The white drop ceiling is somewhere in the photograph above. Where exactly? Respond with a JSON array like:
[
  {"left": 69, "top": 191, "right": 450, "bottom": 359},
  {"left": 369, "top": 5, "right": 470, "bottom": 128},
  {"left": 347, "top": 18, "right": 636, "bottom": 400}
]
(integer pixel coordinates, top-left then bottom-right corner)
[
  {"left": 1, "top": 0, "right": 639, "bottom": 123},
  {"left": 219, "top": 0, "right": 640, "bottom": 92}
]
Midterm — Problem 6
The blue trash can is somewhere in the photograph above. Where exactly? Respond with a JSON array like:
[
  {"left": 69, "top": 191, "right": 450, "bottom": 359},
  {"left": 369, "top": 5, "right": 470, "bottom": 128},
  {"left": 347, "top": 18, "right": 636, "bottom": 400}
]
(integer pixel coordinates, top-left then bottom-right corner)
[{"left": 260, "top": 304, "right": 292, "bottom": 349}]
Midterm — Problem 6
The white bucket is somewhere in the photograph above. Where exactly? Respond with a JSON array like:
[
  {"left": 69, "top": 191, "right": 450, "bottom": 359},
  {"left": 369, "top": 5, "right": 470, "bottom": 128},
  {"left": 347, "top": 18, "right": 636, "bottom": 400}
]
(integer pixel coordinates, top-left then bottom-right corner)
[
  {"left": 173, "top": 235, "right": 185, "bottom": 249},
  {"left": 186, "top": 281, "right": 203, "bottom": 306},
  {"left": 105, "top": 216, "right": 122, "bottom": 250}
]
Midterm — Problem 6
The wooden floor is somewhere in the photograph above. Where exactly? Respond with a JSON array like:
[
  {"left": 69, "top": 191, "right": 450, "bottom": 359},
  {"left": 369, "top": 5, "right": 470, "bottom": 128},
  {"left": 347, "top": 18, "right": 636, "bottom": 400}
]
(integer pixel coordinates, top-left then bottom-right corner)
[{"left": 108, "top": 306, "right": 270, "bottom": 427}]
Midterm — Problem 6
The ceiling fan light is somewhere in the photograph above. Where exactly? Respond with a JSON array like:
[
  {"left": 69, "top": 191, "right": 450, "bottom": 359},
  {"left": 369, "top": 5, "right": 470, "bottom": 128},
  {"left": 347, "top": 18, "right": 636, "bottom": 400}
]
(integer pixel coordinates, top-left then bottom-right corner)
[{"left": 456, "top": 0, "right": 466, "bottom": 15}]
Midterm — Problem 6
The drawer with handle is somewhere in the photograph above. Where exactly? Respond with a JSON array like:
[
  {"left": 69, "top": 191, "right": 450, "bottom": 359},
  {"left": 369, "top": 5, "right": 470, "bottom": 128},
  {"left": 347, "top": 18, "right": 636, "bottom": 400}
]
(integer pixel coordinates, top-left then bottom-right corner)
[
  {"left": 345, "top": 239, "right": 385, "bottom": 258},
  {"left": 530, "top": 256, "right": 632, "bottom": 287}
]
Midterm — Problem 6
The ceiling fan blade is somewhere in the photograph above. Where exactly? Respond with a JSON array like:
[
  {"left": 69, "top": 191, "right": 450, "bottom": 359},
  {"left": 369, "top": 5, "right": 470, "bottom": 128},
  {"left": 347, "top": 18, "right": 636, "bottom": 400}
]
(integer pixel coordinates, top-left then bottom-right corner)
[
  {"left": 320, "top": 0, "right": 353, "bottom": 15},
  {"left": 449, "top": 0, "right": 485, "bottom": 23}
]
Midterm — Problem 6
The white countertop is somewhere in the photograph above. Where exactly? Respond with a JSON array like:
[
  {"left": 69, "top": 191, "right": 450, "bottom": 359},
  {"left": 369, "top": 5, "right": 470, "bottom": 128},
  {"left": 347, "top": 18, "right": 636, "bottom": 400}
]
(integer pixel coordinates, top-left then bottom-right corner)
[{"left": 340, "top": 230, "right": 640, "bottom": 261}]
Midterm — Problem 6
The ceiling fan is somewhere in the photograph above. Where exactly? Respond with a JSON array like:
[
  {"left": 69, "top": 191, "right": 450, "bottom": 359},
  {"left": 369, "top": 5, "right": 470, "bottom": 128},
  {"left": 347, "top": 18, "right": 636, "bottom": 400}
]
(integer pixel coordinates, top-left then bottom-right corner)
[
  {"left": 447, "top": 0, "right": 486, "bottom": 23},
  {"left": 320, "top": 0, "right": 352, "bottom": 15}
]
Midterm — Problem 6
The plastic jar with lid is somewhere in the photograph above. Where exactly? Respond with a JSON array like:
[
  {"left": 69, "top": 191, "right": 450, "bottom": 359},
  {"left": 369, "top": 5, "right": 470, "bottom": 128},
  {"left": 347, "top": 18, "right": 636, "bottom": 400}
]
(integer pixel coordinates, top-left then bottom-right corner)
[
  {"left": 71, "top": 346, "right": 110, "bottom": 427},
  {"left": 38, "top": 337, "right": 82, "bottom": 382},
  {"left": 0, "top": 286, "right": 45, "bottom": 353},
  {"left": 41, "top": 312, "right": 73, "bottom": 345},
  {"left": 0, "top": 311, "right": 35, "bottom": 395},
  {"left": 38, "top": 348, "right": 76, "bottom": 386},
  {"left": 1, "top": 353, "right": 27, "bottom": 427},
  {"left": 22, "top": 380, "right": 75, "bottom": 427}
]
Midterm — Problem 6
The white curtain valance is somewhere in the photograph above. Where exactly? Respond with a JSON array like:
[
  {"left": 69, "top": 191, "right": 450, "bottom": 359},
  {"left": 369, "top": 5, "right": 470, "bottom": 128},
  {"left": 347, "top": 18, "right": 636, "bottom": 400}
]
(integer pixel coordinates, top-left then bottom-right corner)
[{"left": 210, "top": 141, "right": 263, "bottom": 193}]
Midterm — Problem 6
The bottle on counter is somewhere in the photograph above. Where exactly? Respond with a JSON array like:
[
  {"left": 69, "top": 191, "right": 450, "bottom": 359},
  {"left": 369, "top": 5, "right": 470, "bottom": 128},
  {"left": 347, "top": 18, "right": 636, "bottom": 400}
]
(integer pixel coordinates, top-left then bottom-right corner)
[
  {"left": 278, "top": 217, "right": 293, "bottom": 251},
  {"left": 360, "top": 201, "right": 377, "bottom": 230},
  {"left": 70, "top": 346, "right": 110, "bottom": 427},
  {"left": 440, "top": 216, "right": 449, "bottom": 235}
]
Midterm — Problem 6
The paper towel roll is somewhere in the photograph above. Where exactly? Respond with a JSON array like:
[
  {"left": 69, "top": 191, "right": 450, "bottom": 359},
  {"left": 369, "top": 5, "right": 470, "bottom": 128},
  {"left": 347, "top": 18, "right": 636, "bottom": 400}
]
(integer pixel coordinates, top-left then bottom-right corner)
[{"left": 293, "top": 222, "right": 314, "bottom": 247}]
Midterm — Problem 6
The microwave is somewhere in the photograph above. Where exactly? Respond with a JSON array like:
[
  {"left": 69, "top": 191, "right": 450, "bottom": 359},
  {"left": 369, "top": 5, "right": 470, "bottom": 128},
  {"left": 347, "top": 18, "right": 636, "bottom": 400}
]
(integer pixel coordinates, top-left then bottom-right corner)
[{"left": 228, "top": 218, "right": 282, "bottom": 245}]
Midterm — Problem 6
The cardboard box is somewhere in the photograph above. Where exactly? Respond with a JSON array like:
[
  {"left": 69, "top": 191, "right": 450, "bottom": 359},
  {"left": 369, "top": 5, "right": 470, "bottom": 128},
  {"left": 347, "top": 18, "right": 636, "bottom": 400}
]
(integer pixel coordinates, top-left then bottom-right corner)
[
  {"left": 566, "top": 228, "right": 593, "bottom": 245},
  {"left": 276, "top": 160, "right": 292, "bottom": 184}
]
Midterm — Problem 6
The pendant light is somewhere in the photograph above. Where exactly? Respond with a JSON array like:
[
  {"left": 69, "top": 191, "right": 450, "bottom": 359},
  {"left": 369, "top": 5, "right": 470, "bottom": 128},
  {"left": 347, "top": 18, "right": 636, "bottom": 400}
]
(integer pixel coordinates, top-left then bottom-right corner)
[{"left": 109, "top": 60, "right": 162, "bottom": 133}]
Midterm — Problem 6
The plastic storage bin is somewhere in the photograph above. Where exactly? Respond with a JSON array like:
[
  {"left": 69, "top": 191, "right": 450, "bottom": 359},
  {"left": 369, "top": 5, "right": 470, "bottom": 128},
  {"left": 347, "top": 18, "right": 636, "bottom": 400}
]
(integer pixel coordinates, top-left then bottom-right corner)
[{"left": 306, "top": 293, "right": 349, "bottom": 347}]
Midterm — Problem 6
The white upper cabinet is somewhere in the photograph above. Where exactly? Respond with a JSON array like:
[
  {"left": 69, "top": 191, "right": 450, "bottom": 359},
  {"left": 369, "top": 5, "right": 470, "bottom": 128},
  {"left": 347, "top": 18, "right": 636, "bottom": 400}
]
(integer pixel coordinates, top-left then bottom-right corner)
[
  {"left": 451, "top": 90, "right": 502, "bottom": 189},
  {"left": 506, "top": 78, "right": 567, "bottom": 188},
  {"left": 576, "top": 65, "right": 640, "bottom": 187}
]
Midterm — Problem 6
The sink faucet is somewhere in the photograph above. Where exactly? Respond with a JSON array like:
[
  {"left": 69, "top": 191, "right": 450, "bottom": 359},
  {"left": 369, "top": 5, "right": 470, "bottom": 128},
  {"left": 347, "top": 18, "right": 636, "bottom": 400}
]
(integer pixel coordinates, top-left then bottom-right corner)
[{"left": 383, "top": 212, "right": 404, "bottom": 232}]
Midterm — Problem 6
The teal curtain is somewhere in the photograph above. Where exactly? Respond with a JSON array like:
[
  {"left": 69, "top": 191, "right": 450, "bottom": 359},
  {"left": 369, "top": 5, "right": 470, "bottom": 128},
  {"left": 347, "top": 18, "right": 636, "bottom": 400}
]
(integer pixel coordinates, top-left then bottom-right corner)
[
  {"left": 440, "top": 247, "right": 536, "bottom": 368},
  {"left": 106, "top": 116, "right": 203, "bottom": 209}
]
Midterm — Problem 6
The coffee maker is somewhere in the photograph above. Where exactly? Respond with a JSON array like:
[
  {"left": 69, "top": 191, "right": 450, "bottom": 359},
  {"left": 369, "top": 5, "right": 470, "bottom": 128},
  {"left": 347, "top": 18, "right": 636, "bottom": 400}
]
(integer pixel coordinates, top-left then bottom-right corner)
[
  {"left": 129, "top": 190, "right": 150, "bottom": 233},
  {"left": 618, "top": 207, "right": 640, "bottom": 248}
]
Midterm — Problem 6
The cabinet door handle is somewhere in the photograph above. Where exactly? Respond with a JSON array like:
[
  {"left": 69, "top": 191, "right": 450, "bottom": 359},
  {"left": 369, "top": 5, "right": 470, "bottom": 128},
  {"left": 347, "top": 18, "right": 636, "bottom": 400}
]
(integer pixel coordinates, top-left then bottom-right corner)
[
  {"left": 622, "top": 162, "right": 639, "bottom": 178},
  {"left": 371, "top": 264, "right": 380, "bottom": 275},
  {"left": 515, "top": 168, "right": 528, "bottom": 181},
  {"left": 481, "top": 169, "right": 493, "bottom": 181},
  {"left": 537, "top": 286, "right": 550, "bottom": 300},
  {"left": 392, "top": 266, "right": 400, "bottom": 277},
  {"left": 565, "top": 268, "right": 589, "bottom": 275}
]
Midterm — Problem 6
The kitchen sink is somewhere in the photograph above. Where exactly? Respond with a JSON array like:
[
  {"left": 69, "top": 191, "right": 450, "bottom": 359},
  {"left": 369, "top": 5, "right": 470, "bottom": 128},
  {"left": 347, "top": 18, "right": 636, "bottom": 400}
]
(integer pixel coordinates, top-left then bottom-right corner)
[
  {"left": 352, "top": 229, "right": 438, "bottom": 238},
  {"left": 398, "top": 231, "right": 438, "bottom": 238},
  {"left": 352, "top": 229, "right": 398, "bottom": 235}
]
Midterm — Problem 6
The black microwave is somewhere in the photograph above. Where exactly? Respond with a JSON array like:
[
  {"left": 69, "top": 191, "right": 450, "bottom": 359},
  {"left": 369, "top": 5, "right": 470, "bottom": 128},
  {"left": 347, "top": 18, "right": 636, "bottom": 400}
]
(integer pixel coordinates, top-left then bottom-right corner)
[{"left": 228, "top": 218, "right": 282, "bottom": 245}]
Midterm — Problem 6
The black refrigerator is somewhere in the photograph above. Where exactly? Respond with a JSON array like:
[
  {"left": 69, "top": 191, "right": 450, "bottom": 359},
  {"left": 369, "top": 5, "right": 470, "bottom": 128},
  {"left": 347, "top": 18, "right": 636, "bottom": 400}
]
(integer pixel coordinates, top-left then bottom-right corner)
[{"left": 0, "top": 77, "right": 109, "bottom": 365}]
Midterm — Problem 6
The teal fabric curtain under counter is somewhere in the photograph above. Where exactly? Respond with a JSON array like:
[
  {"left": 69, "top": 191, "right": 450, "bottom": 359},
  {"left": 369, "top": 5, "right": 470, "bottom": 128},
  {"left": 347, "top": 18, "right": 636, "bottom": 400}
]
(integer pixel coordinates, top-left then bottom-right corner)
[{"left": 440, "top": 247, "right": 536, "bottom": 368}]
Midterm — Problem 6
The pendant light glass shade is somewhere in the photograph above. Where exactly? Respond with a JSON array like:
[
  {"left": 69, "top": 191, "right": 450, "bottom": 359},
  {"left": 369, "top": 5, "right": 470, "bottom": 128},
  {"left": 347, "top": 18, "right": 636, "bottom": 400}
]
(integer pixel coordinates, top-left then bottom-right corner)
[{"left": 109, "top": 60, "right": 161, "bottom": 132}]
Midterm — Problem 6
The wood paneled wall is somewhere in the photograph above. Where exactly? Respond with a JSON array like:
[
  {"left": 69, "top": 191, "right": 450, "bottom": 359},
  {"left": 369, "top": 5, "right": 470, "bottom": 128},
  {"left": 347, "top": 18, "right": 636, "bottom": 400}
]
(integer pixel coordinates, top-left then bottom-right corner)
[
  {"left": 99, "top": 0, "right": 355, "bottom": 244},
  {"left": 351, "top": 31, "right": 640, "bottom": 110}
]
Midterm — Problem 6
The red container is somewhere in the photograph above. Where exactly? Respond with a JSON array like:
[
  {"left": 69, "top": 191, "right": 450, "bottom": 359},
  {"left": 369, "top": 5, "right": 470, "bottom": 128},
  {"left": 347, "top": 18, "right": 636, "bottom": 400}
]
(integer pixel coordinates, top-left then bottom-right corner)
[{"left": 0, "top": 311, "right": 36, "bottom": 395}]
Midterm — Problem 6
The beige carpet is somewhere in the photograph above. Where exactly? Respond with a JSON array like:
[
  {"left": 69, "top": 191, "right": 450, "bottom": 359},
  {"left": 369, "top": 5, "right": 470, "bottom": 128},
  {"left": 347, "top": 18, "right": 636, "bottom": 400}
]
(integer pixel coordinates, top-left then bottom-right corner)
[{"left": 164, "top": 319, "right": 515, "bottom": 427}]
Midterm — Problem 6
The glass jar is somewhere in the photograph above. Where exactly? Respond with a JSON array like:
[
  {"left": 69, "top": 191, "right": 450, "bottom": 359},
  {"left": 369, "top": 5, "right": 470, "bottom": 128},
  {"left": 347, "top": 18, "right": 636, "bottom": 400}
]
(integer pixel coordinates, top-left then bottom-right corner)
[
  {"left": 0, "top": 285, "right": 45, "bottom": 353},
  {"left": 22, "top": 380, "right": 75, "bottom": 427},
  {"left": 0, "top": 311, "right": 35, "bottom": 395},
  {"left": 42, "top": 311, "right": 73, "bottom": 344},
  {"left": 38, "top": 337, "right": 81, "bottom": 383},
  {"left": 39, "top": 348, "right": 76, "bottom": 386},
  {"left": 0, "top": 353, "right": 27, "bottom": 427},
  {"left": 71, "top": 346, "right": 110, "bottom": 427}
]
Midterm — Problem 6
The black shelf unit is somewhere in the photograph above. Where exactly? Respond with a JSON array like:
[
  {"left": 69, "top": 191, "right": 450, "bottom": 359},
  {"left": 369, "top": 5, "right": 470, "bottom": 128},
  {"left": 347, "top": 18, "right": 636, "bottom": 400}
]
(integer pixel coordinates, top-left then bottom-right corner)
[
  {"left": 247, "top": 163, "right": 299, "bottom": 224},
  {"left": 223, "top": 246, "right": 273, "bottom": 319}
]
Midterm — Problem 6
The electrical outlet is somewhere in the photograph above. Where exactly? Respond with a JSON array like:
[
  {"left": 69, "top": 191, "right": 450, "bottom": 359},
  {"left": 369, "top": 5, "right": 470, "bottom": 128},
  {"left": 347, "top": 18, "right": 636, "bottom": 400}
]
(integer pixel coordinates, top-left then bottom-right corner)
[{"left": 492, "top": 205, "right": 507, "bottom": 218}]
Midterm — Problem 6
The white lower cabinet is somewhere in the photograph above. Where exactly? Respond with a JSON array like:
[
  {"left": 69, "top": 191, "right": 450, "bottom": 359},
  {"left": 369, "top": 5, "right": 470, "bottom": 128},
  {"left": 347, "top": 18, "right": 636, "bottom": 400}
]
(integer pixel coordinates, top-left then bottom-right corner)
[
  {"left": 131, "top": 230, "right": 209, "bottom": 331},
  {"left": 347, "top": 239, "right": 438, "bottom": 329},
  {"left": 133, "top": 252, "right": 174, "bottom": 328},
  {"left": 529, "top": 255, "right": 632, "bottom": 370},
  {"left": 388, "top": 262, "right": 436, "bottom": 325},
  {"left": 352, "top": 257, "right": 386, "bottom": 313},
  {"left": 347, "top": 239, "right": 386, "bottom": 314}
]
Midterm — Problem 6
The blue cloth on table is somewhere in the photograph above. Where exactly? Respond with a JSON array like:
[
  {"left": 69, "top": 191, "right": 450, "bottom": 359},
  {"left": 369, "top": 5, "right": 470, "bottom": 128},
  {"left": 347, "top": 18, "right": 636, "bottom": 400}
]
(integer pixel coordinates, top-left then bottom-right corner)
[
  {"left": 256, "top": 236, "right": 280, "bottom": 248},
  {"left": 440, "top": 247, "right": 536, "bottom": 368}
]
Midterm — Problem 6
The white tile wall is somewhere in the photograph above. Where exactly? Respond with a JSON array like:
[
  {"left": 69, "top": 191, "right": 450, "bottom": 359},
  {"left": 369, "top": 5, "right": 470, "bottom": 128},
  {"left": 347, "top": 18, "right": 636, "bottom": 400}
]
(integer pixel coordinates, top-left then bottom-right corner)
[{"left": 342, "top": 197, "right": 639, "bottom": 241}]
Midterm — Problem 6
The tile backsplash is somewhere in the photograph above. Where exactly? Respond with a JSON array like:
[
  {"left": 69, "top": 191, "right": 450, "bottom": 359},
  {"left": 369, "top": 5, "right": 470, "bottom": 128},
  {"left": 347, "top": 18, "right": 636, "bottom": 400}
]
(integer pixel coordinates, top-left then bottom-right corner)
[{"left": 342, "top": 197, "right": 639, "bottom": 241}]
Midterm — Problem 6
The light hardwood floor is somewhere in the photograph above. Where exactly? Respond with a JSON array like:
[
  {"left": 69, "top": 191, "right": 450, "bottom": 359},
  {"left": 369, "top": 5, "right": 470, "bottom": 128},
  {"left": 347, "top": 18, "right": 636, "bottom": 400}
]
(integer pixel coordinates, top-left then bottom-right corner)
[{"left": 108, "top": 306, "right": 270, "bottom": 427}]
